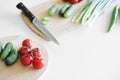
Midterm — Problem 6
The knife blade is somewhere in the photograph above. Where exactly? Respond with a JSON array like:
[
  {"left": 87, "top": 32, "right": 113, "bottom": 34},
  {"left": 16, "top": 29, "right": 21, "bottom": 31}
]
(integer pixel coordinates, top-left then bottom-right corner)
[{"left": 16, "top": 2, "right": 59, "bottom": 45}]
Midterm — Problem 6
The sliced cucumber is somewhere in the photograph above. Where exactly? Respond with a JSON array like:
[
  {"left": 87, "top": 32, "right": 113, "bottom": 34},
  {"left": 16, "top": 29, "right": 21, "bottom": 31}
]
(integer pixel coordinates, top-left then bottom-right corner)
[
  {"left": 63, "top": 5, "right": 74, "bottom": 18},
  {"left": 59, "top": 4, "right": 70, "bottom": 17},
  {"left": 48, "top": 4, "right": 58, "bottom": 16}
]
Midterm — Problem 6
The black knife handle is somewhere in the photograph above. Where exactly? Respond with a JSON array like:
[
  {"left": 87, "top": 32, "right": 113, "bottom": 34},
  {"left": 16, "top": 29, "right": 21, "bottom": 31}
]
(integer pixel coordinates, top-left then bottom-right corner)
[{"left": 16, "top": 2, "right": 35, "bottom": 21}]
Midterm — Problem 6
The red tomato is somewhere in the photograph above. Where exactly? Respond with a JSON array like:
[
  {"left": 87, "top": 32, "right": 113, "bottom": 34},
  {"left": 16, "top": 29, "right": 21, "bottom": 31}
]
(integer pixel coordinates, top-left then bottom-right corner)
[
  {"left": 78, "top": 0, "right": 82, "bottom": 2},
  {"left": 20, "top": 54, "right": 32, "bottom": 66},
  {"left": 32, "top": 57, "right": 44, "bottom": 69},
  {"left": 22, "top": 39, "right": 32, "bottom": 48},
  {"left": 19, "top": 46, "right": 31, "bottom": 56},
  {"left": 69, "top": 0, "right": 78, "bottom": 4},
  {"left": 31, "top": 48, "right": 41, "bottom": 57},
  {"left": 63, "top": 0, "right": 69, "bottom": 2}
]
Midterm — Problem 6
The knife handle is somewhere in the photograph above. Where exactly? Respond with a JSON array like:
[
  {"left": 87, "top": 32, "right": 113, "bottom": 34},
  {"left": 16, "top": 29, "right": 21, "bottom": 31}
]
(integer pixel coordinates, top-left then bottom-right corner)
[{"left": 16, "top": 2, "right": 35, "bottom": 21}]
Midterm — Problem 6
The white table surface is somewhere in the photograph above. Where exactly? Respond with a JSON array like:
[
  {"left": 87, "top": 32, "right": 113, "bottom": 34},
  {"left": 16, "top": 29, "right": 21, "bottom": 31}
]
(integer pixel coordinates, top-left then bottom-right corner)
[{"left": 1, "top": 0, "right": 120, "bottom": 80}]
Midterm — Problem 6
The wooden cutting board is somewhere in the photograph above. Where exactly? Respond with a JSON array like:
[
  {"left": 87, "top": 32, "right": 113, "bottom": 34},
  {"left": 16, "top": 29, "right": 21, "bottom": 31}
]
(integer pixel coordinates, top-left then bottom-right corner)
[
  {"left": 21, "top": 0, "right": 86, "bottom": 40},
  {"left": 0, "top": 35, "right": 48, "bottom": 80}
]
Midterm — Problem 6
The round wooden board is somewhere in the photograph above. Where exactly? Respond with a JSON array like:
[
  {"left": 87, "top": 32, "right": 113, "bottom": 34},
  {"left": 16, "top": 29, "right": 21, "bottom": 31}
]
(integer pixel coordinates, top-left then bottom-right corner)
[{"left": 0, "top": 35, "right": 48, "bottom": 80}]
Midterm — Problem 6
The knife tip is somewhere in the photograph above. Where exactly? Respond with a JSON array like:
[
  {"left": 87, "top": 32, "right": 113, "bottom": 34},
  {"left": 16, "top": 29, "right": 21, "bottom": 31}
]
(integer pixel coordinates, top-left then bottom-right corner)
[
  {"left": 51, "top": 38, "right": 60, "bottom": 45},
  {"left": 54, "top": 40, "right": 60, "bottom": 45}
]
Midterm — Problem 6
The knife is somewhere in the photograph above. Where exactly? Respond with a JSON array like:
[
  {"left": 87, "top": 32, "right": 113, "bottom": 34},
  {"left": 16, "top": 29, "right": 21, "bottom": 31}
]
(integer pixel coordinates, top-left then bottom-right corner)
[{"left": 16, "top": 2, "right": 59, "bottom": 45}]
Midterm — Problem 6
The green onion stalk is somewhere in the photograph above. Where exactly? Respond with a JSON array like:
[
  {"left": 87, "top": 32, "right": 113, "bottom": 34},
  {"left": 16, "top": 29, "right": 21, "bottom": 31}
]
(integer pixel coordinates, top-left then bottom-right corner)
[{"left": 72, "top": 0, "right": 115, "bottom": 26}]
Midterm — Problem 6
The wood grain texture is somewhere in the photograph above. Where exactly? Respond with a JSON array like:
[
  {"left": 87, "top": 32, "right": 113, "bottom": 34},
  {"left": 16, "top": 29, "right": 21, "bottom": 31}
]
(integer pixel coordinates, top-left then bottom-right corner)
[
  {"left": 21, "top": 0, "right": 85, "bottom": 41},
  {"left": 0, "top": 35, "right": 48, "bottom": 80}
]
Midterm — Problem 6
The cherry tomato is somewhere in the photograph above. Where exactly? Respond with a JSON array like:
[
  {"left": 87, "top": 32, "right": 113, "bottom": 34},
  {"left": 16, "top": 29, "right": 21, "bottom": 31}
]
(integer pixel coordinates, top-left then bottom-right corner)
[
  {"left": 78, "top": 0, "right": 82, "bottom": 2},
  {"left": 22, "top": 39, "right": 32, "bottom": 48},
  {"left": 63, "top": 0, "right": 69, "bottom": 2},
  {"left": 20, "top": 54, "right": 32, "bottom": 66},
  {"left": 69, "top": 0, "right": 78, "bottom": 4},
  {"left": 32, "top": 57, "right": 44, "bottom": 69},
  {"left": 31, "top": 48, "right": 41, "bottom": 57},
  {"left": 19, "top": 46, "right": 31, "bottom": 56}
]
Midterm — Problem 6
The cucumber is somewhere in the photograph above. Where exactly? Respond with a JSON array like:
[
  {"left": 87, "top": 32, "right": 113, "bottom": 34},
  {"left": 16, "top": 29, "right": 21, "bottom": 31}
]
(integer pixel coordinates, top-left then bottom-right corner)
[
  {"left": 41, "top": 17, "right": 50, "bottom": 25},
  {"left": 48, "top": 4, "right": 58, "bottom": 16},
  {"left": 41, "top": 17, "right": 50, "bottom": 22},
  {"left": 5, "top": 48, "right": 19, "bottom": 66},
  {"left": 63, "top": 5, "right": 74, "bottom": 18},
  {"left": 0, "top": 42, "right": 3, "bottom": 55},
  {"left": 0, "top": 42, "right": 13, "bottom": 60},
  {"left": 59, "top": 4, "right": 70, "bottom": 17}
]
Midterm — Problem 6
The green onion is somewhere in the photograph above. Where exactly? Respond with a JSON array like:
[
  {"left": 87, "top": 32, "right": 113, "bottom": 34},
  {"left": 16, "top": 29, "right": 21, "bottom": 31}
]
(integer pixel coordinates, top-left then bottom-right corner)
[
  {"left": 85, "top": 0, "right": 113, "bottom": 25},
  {"left": 72, "top": 1, "right": 92, "bottom": 22},
  {"left": 81, "top": 0, "right": 102, "bottom": 24},
  {"left": 75, "top": 1, "right": 92, "bottom": 23},
  {"left": 72, "top": 0, "right": 114, "bottom": 25}
]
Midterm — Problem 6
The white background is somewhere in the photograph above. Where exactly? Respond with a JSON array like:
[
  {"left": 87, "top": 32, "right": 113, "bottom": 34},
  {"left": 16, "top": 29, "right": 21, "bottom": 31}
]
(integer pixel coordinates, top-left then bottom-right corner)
[{"left": 0, "top": 0, "right": 120, "bottom": 80}]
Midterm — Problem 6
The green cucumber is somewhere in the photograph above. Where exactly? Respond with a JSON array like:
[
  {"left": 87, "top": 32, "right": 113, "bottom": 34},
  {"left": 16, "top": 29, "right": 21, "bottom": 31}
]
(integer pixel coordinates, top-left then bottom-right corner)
[
  {"left": 0, "top": 42, "right": 3, "bottom": 55},
  {"left": 48, "top": 4, "right": 58, "bottom": 16},
  {"left": 41, "top": 17, "right": 50, "bottom": 25},
  {"left": 41, "top": 17, "right": 50, "bottom": 22},
  {"left": 63, "top": 5, "right": 74, "bottom": 18},
  {"left": 59, "top": 4, "right": 70, "bottom": 17},
  {"left": 1, "top": 42, "right": 13, "bottom": 60},
  {"left": 5, "top": 48, "right": 19, "bottom": 66}
]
